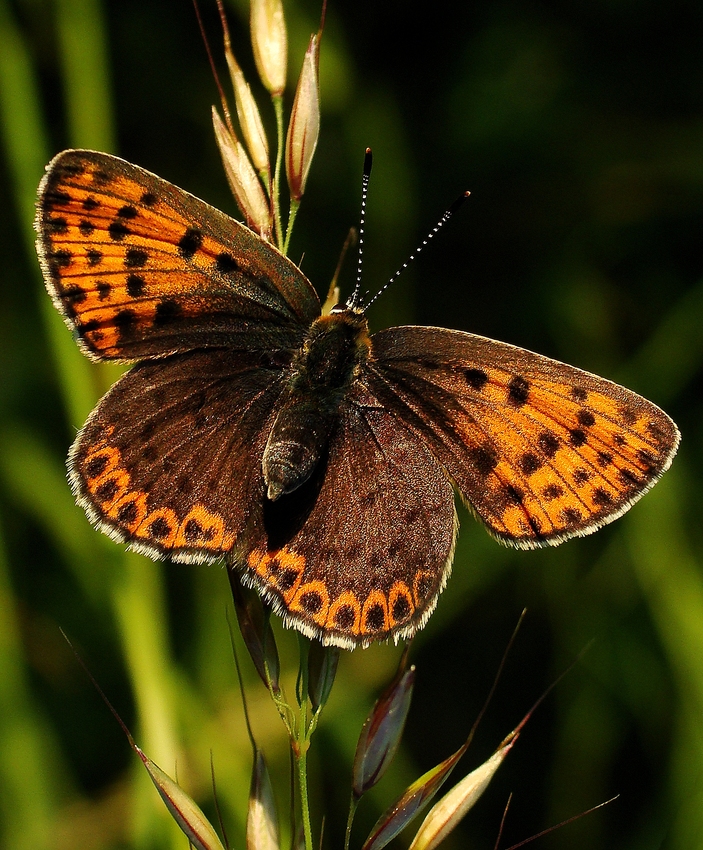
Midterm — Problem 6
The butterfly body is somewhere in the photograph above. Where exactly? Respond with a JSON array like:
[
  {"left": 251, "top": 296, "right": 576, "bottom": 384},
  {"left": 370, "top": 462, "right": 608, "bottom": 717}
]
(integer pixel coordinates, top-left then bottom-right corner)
[
  {"left": 36, "top": 150, "right": 680, "bottom": 648},
  {"left": 263, "top": 308, "right": 370, "bottom": 500}
]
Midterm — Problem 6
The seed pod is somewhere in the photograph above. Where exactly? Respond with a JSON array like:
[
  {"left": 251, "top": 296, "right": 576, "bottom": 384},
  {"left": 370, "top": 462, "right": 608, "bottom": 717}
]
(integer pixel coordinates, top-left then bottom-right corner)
[
  {"left": 408, "top": 741, "right": 513, "bottom": 850},
  {"left": 212, "top": 107, "right": 272, "bottom": 240},
  {"left": 285, "top": 34, "right": 320, "bottom": 201},
  {"left": 138, "top": 747, "right": 226, "bottom": 850},
  {"left": 247, "top": 749, "right": 279, "bottom": 850},
  {"left": 361, "top": 741, "right": 466, "bottom": 850},
  {"left": 229, "top": 572, "right": 281, "bottom": 694},
  {"left": 226, "top": 49, "right": 270, "bottom": 181},
  {"left": 250, "top": 0, "right": 287, "bottom": 96},
  {"left": 353, "top": 665, "right": 415, "bottom": 798},
  {"left": 308, "top": 642, "right": 340, "bottom": 712}
]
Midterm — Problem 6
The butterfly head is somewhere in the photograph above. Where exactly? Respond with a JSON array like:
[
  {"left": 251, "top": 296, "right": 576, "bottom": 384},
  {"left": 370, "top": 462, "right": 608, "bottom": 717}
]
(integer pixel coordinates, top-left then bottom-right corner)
[{"left": 331, "top": 296, "right": 366, "bottom": 317}]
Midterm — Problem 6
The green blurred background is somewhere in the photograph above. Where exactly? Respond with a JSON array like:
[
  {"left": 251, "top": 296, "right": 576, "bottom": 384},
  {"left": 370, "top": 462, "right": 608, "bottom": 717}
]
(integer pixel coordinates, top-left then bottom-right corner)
[{"left": 1, "top": 0, "right": 702, "bottom": 848}]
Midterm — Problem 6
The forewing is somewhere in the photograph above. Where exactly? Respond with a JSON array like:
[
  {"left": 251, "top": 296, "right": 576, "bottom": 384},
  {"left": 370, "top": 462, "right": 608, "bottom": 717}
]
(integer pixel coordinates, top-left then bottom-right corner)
[
  {"left": 366, "top": 326, "right": 680, "bottom": 548},
  {"left": 36, "top": 150, "right": 320, "bottom": 361},
  {"left": 235, "top": 388, "right": 457, "bottom": 649},
  {"left": 70, "top": 349, "right": 285, "bottom": 562}
]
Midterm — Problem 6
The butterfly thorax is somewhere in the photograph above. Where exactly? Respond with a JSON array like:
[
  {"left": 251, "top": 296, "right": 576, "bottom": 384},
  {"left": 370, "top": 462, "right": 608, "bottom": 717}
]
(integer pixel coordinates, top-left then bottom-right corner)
[{"left": 262, "top": 309, "right": 370, "bottom": 501}]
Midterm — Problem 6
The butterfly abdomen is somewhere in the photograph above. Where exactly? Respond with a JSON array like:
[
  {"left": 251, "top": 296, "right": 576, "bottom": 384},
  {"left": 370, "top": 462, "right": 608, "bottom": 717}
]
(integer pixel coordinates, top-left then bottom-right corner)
[{"left": 262, "top": 310, "right": 371, "bottom": 501}]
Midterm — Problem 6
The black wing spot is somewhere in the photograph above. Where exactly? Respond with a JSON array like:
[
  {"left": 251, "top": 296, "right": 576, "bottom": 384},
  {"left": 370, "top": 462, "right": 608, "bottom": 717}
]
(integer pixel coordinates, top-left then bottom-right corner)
[
  {"left": 125, "top": 247, "right": 148, "bottom": 267},
  {"left": 465, "top": 368, "right": 488, "bottom": 390},
  {"left": 126, "top": 274, "right": 146, "bottom": 297},
  {"left": 577, "top": 409, "right": 595, "bottom": 427},
  {"left": 44, "top": 189, "right": 72, "bottom": 208},
  {"left": 573, "top": 468, "right": 591, "bottom": 486},
  {"left": 637, "top": 449, "right": 659, "bottom": 474},
  {"left": 538, "top": 431, "right": 560, "bottom": 457},
  {"left": 276, "top": 567, "right": 299, "bottom": 592},
  {"left": 470, "top": 445, "right": 498, "bottom": 476},
  {"left": 569, "top": 428, "right": 587, "bottom": 447},
  {"left": 300, "top": 591, "right": 323, "bottom": 614},
  {"left": 154, "top": 299, "right": 181, "bottom": 325},
  {"left": 392, "top": 595, "right": 411, "bottom": 621},
  {"left": 140, "top": 192, "right": 158, "bottom": 206},
  {"left": 508, "top": 375, "right": 530, "bottom": 406},
  {"left": 52, "top": 249, "right": 73, "bottom": 268},
  {"left": 63, "top": 284, "right": 86, "bottom": 305},
  {"left": 117, "top": 204, "right": 138, "bottom": 219},
  {"left": 149, "top": 517, "right": 172, "bottom": 539},
  {"left": 520, "top": 453, "right": 542, "bottom": 475},
  {"left": 364, "top": 603, "right": 386, "bottom": 631},
  {"left": 216, "top": 252, "right": 240, "bottom": 274},
  {"left": 115, "top": 309, "right": 136, "bottom": 336},
  {"left": 79, "top": 219, "right": 95, "bottom": 236},
  {"left": 593, "top": 488, "right": 613, "bottom": 507},
  {"left": 117, "top": 501, "right": 138, "bottom": 525},
  {"left": 59, "top": 161, "right": 85, "bottom": 176},
  {"left": 178, "top": 228, "right": 203, "bottom": 259},
  {"left": 334, "top": 605, "right": 355, "bottom": 629},
  {"left": 48, "top": 216, "right": 68, "bottom": 233},
  {"left": 82, "top": 196, "right": 100, "bottom": 211},
  {"left": 527, "top": 516, "right": 543, "bottom": 536},
  {"left": 620, "top": 407, "right": 638, "bottom": 425},
  {"left": 619, "top": 468, "right": 640, "bottom": 487},
  {"left": 95, "top": 478, "right": 118, "bottom": 503},
  {"left": 108, "top": 220, "right": 130, "bottom": 241},
  {"left": 543, "top": 483, "right": 563, "bottom": 501},
  {"left": 560, "top": 507, "right": 582, "bottom": 526},
  {"left": 87, "top": 248, "right": 103, "bottom": 266},
  {"left": 79, "top": 318, "right": 100, "bottom": 334},
  {"left": 96, "top": 280, "right": 111, "bottom": 300},
  {"left": 86, "top": 456, "right": 108, "bottom": 478},
  {"left": 184, "top": 519, "right": 203, "bottom": 542}
]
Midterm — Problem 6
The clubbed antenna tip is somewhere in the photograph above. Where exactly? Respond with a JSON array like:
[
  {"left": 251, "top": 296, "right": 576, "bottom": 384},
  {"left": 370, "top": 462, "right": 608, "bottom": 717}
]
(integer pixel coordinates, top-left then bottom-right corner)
[{"left": 450, "top": 190, "right": 471, "bottom": 214}]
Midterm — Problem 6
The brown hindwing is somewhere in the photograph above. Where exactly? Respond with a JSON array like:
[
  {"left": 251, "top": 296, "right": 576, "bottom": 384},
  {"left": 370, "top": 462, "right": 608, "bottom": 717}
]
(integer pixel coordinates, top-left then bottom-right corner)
[
  {"left": 236, "top": 387, "right": 457, "bottom": 648},
  {"left": 70, "top": 348, "right": 286, "bottom": 563}
]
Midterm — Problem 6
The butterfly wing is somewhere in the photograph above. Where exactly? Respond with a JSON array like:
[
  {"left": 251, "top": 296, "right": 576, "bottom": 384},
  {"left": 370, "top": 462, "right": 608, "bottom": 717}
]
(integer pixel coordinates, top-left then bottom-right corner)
[
  {"left": 36, "top": 150, "right": 320, "bottom": 361},
  {"left": 234, "top": 385, "right": 457, "bottom": 648},
  {"left": 70, "top": 348, "right": 288, "bottom": 563},
  {"left": 364, "top": 326, "right": 680, "bottom": 548}
]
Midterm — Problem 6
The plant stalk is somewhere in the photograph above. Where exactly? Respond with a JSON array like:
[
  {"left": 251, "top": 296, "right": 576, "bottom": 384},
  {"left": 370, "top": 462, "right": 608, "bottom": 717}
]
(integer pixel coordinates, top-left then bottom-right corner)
[{"left": 272, "top": 93, "right": 285, "bottom": 251}]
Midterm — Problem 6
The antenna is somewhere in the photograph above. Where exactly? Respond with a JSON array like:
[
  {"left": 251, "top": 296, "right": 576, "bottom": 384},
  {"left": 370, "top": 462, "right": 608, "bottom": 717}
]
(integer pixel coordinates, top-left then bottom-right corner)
[
  {"left": 363, "top": 190, "right": 471, "bottom": 310},
  {"left": 349, "top": 148, "right": 373, "bottom": 310}
]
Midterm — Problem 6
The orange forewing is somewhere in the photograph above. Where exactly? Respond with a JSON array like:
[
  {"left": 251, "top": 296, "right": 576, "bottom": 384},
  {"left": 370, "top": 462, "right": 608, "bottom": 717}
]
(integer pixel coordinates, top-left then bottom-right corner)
[
  {"left": 36, "top": 150, "right": 319, "bottom": 361},
  {"left": 367, "top": 326, "right": 679, "bottom": 548}
]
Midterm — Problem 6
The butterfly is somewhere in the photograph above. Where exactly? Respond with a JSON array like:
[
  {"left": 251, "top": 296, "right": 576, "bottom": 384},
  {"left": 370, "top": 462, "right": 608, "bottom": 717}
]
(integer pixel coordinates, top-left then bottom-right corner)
[{"left": 36, "top": 149, "right": 680, "bottom": 649}]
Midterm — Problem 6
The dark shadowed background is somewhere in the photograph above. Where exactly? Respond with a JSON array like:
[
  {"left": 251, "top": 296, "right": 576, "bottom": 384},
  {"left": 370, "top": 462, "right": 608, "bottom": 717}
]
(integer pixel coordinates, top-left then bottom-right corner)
[{"left": 1, "top": 0, "right": 702, "bottom": 848}]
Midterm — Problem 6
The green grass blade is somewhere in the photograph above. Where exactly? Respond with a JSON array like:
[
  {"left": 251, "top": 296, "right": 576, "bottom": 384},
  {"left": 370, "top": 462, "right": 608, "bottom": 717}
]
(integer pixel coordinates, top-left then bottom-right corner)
[{"left": 55, "top": 0, "right": 116, "bottom": 151}]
